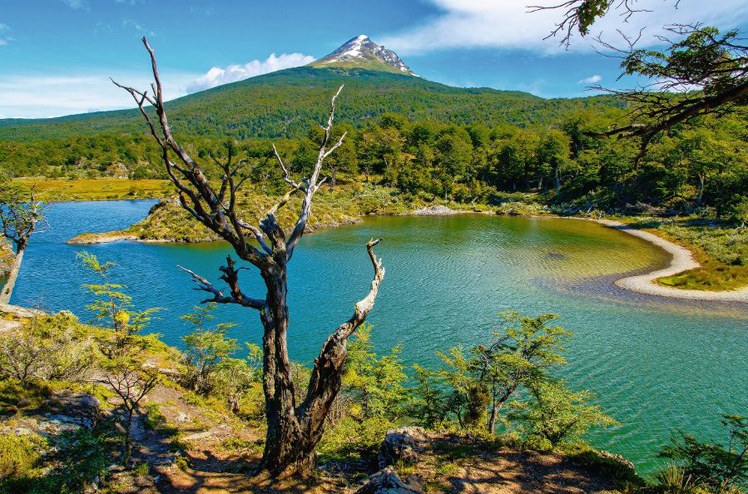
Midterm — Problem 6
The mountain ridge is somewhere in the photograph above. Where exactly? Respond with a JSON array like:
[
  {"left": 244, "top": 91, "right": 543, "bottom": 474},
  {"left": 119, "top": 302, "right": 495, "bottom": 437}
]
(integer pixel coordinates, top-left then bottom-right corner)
[{"left": 308, "top": 35, "right": 417, "bottom": 76}]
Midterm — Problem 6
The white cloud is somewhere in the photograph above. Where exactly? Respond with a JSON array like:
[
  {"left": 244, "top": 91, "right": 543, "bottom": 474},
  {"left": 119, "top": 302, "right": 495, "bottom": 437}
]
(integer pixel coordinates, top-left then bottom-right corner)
[
  {"left": 0, "top": 23, "right": 10, "bottom": 47},
  {"left": 61, "top": 0, "right": 88, "bottom": 9},
  {"left": 380, "top": 0, "right": 748, "bottom": 55},
  {"left": 187, "top": 53, "right": 315, "bottom": 92},
  {"left": 0, "top": 71, "right": 197, "bottom": 119},
  {"left": 579, "top": 75, "right": 602, "bottom": 84},
  {"left": 122, "top": 19, "right": 155, "bottom": 36}
]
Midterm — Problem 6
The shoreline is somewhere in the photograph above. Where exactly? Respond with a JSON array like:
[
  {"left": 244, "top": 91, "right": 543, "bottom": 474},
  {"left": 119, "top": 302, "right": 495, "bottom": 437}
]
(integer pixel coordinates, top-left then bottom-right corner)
[
  {"left": 590, "top": 218, "right": 748, "bottom": 303},
  {"left": 67, "top": 203, "right": 748, "bottom": 303}
]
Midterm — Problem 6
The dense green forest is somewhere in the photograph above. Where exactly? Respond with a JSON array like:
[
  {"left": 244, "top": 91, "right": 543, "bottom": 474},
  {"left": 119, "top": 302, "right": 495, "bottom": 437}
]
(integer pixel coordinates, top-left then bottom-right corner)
[{"left": 2, "top": 102, "right": 746, "bottom": 222}]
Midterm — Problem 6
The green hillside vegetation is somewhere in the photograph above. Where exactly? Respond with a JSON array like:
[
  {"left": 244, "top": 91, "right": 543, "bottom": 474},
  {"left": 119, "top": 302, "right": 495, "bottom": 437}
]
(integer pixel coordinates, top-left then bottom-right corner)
[
  {"left": 1, "top": 68, "right": 746, "bottom": 290},
  {"left": 0, "top": 67, "right": 621, "bottom": 142}
]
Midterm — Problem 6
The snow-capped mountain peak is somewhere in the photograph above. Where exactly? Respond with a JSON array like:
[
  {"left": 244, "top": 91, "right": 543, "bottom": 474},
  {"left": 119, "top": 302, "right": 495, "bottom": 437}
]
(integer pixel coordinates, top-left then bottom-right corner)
[{"left": 308, "top": 35, "right": 417, "bottom": 76}]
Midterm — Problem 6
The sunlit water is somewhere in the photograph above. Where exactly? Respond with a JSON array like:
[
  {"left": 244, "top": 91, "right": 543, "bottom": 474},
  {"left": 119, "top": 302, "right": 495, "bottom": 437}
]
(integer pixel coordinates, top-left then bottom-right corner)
[{"left": 12, "top": 200, "right": 748, "bottom": 475}]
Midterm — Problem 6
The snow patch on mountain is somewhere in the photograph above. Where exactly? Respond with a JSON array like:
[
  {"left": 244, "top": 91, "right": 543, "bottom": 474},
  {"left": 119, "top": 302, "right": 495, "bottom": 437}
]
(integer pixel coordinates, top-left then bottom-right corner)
[{"left": 311, "top": 35, "right": 417, "bottom": 76}]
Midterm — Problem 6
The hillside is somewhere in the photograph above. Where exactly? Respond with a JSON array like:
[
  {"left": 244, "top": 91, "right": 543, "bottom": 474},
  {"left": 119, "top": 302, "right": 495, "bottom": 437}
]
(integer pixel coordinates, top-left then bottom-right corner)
[{"left": 0, "top": 66, "right": 625, "bottom": 142}]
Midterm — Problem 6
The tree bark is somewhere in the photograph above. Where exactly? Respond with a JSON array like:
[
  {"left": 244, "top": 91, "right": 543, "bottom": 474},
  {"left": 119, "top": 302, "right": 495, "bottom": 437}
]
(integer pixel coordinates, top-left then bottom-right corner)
[
  {"left": 0, "top": 243, "right": 25, "bottom": 304},
  {"left": 114, "top": 40, "right": 385, "bottom": 478}
]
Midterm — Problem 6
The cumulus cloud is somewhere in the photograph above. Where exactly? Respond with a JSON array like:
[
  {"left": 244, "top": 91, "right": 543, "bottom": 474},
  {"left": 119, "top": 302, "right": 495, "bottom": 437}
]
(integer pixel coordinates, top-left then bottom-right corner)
[
  {"left": 579, "top": 75, "right": 602, "bottom": 84},
  {"left": 187, "top": 53, "right": 315, "bottom": 92},
  {"left": 380, "top": 0, "right": 748, "bottom": 55}
]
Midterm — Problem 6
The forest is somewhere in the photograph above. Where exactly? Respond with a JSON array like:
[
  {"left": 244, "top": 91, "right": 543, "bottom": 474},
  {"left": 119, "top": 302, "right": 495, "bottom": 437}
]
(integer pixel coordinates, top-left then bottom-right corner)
[{"left": 2, "top": 104, "right": 747, "bottom": 222}]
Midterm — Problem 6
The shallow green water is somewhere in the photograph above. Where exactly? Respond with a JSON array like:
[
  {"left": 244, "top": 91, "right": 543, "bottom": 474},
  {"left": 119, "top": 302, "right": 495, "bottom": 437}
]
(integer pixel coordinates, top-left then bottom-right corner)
[{"left": 13, "top": 201, "right": 748, "bottom": 475}]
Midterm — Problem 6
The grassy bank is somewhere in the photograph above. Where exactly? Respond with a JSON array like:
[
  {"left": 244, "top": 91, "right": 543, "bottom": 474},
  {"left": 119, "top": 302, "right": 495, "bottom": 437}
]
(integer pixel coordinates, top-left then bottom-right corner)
[
  {"left": 625, "top": 217, "right": 748, "bottom": 292},
  {"left": 69, "top": 182, "right": 483, "bottom": 244},
  {"left": 15, "top": 178, "right": 172, "bottom": 202}
]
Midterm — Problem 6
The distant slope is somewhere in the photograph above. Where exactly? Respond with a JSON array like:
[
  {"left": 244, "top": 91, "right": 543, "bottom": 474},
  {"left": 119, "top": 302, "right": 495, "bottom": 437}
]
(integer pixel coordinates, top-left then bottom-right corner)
[{"left": 0, "top": 67, "right": 625, "bottom": 142}]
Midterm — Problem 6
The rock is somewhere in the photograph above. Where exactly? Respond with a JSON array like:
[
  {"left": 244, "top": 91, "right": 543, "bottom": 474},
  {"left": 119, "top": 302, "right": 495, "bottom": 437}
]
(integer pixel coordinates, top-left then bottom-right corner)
[
  {"left": 595, "top": 450, "right": 637, "bottom": 473},
  {"left": 182, "top": 430, "right": 212, "bottom": 441},
  {"left": 354, "top": 466, "right": 424, "bottom": 494},
  {"left": 409, "top": 205, "right": 459, "bottom": 216},
  {"left": 175, "top": 411, "right": 190, "bottom": 423},
  {"left": 49, "top": 391, "right": 101, "bottom": 422},
  {"left": 378, "top": 427, "right": 425, "bottom": 470}
]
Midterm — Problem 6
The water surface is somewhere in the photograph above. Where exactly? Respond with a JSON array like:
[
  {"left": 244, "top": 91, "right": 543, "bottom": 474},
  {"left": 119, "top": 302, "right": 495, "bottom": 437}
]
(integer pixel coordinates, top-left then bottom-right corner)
[{"left": 13, "top": 200, "right": 748, "bottom": 474}]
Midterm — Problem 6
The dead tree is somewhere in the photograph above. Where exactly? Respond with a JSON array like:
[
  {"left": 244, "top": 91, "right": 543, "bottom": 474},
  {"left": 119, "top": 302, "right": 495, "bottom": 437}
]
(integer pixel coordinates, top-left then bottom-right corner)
[
  {"left": 113, "top": 38, "right": 385, "bottom": 476},
  {"left": 105, "top": 366, "right": 159, "bottom": 464},
  {"left": 0, "top": 182, "right": 44, "bottom": 304}
]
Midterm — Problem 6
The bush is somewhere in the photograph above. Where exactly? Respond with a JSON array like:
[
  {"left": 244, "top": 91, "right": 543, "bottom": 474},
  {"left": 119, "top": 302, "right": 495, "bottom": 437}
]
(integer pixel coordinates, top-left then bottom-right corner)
[
  {"left": 317, "top": 416, "right": 394, "bottom": 463},
  {"left": 657, "top": 414, "right": 747, "bottom": 492},
  {"left": 0, "top": 313, "right": 95, "bottom": 385},
  {"left": 510, "top": 380, "right": 616, "bottom": 450},
  {"left": 0, "top": 434, "right": 44, "bottom": 479},
  {"left": 180, "top": 304, "right": 238, "bottom": 394}
]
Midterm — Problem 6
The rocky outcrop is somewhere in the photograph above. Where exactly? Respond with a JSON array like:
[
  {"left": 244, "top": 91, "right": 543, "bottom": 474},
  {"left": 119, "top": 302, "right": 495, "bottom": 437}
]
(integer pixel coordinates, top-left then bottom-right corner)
[
  {"left": 378, "top": 427, "right": 426, "bottom": 469},
  {"left": 354, "top": 466, "right": 424, "bottom": 494},
  {"left": 409, "top": 205, "right": 460, "bottom": 216}
]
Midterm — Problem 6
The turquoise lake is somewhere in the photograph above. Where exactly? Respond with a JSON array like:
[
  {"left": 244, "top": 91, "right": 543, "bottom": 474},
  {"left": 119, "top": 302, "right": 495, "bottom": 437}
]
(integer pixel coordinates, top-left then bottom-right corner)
[{"left": 11, "top": 200, "right": 748, "bottom": 475}]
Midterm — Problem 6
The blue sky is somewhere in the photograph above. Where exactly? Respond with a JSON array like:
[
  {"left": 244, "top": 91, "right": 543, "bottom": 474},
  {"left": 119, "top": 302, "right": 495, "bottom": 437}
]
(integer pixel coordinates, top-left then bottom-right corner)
[{"left": 1, "top": 0, "right": 747, "bottom": 118}]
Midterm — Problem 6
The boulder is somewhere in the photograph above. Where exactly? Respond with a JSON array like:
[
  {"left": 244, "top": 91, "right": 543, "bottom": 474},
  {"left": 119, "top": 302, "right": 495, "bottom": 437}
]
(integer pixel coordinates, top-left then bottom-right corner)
[
  {"left": 48, "top": 391, "right": 101, "bottom": 426},
  {"left": 354, "top": 466, "right": 423, "bottom": 494},
  {"left": 378, "top": 427, "right": 425, "bottom": 470}
]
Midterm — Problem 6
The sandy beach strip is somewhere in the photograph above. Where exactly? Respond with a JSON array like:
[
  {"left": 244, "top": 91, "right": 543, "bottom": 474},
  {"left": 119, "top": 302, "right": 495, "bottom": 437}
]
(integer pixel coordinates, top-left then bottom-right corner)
[{"left": 593, "top": 219, "right": 748, "bottom": 303}]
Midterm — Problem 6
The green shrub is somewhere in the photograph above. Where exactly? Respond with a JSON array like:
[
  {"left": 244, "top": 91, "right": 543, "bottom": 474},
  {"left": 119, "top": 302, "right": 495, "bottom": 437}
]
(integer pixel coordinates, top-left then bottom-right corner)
[
  {"left": 317, "top": 416, "right": 394, "bottom": 463},
  {"left": 0, "top": 434, "right": 44, "bottom": 479},
  {"left": 0, "top": 313, "right": 96, "bottom": 384}
]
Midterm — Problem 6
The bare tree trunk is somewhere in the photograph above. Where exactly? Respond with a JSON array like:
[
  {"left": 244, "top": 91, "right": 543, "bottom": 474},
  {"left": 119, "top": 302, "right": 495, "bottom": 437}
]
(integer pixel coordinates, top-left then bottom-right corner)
[
  {"left": 115, "top": 40, "right": 385, "bottom": 477},
  {"left": 0, "top": 243, "right": 25, "bottom": 304},
  {"left": 124, "top": 409, "right": 134, "bottom": 464},
  {"left": 488, "top": 399, "right": 498, "bottom": 434}
]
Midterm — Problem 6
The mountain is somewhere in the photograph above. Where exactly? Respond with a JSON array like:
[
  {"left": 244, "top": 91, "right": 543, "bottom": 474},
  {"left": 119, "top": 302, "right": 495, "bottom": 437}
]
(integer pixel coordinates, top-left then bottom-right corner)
[
  {"left": 308, "top": 35, "right": 417, "bottom": 76},
  {"left": 0, "top": 36, "right": 626, "bottom": 142}
]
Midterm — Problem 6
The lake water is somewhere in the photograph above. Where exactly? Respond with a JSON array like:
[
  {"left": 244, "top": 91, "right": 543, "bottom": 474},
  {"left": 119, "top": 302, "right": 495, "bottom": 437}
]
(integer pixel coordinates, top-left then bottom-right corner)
[{"left": 12, "top": 200, "right": 748, "bottom": 475}]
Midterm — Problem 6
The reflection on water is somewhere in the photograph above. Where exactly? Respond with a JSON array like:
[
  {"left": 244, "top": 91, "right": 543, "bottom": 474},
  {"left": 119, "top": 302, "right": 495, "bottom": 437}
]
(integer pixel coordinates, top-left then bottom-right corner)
[{"left": 12, "top": 201, "right": 748, "bottom": 475}]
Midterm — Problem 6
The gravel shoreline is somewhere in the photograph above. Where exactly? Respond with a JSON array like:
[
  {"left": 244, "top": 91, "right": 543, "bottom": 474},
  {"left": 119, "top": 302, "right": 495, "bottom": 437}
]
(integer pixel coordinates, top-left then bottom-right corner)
[{"left": 593, "top": 219, "right": 748, "bottom": 303}]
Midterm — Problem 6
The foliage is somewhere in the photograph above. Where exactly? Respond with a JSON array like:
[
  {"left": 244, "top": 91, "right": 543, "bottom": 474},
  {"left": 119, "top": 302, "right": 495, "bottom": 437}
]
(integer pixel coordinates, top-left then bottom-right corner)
[
  {"left": 344, "top": 324, "right": 408, "bottom": 420},
  {"left": 510, "top": 379, "right": 616, "bottom": 449},
  {"left": 0, "top": 67, "right": 600, "bottom": 144},
  {"left": 0, "top": 312, "right": 95, "bottom": 385},
  {"left": 180, "top": 304, "right": 238, "bottom": 393},
  {"left": 0, "top": 178, "right": 44, "bottom": 250},
  {"left": 317, "top": 415, "right": 395, "bottom": 463},
  {"left": 78, "top": 251, "right": 163, "bottom": 356},
  {"left": 408, "top": 364, "right": 448, "bottom": 429},
  {"left": 657, "top": 414, "right": 748, "bottom": 492},
  {"left": 0, "top": 434, "right": 45, "bottom": 479},
  {"left": 0, "top": 424, "right": 115, "bottom": 494},
  {"left": 439, "top": 312, "right": 572, "bottom": 433}
]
